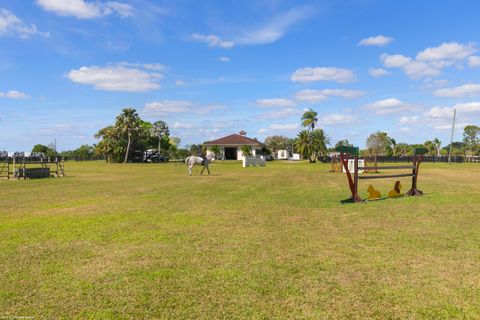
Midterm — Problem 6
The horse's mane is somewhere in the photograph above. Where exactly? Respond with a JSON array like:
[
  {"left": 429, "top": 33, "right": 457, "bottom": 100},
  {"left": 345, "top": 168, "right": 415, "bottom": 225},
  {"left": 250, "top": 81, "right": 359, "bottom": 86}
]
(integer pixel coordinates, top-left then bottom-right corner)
[{"left": 206, "top": 153, "right": 215, "bottom": 161}]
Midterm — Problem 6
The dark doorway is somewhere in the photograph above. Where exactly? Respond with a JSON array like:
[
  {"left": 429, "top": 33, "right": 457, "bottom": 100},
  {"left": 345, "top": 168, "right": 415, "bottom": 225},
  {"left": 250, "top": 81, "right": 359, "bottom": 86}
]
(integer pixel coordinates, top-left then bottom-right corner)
[{"left": 224, "top": 147, "right": 237, "bottom": 160}]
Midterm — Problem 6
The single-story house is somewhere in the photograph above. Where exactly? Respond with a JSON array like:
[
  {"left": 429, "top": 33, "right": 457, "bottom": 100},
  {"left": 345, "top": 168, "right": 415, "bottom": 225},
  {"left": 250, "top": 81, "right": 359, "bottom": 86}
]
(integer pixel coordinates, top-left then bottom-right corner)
[{"left": 205, "top": 131, "right": 262, "bottom": 160}]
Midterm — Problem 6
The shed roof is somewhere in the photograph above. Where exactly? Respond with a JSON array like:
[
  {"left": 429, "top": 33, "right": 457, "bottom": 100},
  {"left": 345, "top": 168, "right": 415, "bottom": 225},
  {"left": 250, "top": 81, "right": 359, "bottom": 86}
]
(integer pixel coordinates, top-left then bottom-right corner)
[{"left": 204, "top": 134, "right": 261, "bottom": 146}]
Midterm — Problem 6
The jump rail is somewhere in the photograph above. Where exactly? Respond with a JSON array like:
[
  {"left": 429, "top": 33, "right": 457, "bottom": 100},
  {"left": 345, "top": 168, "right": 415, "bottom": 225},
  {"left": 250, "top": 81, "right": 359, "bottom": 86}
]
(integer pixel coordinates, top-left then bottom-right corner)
[{"left": 335, "top": 146, "right": 427, "bottom": 203}]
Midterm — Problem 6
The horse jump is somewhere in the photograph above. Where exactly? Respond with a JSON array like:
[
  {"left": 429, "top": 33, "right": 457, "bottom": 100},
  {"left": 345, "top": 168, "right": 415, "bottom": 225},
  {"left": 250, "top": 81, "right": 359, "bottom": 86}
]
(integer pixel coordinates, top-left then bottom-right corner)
[
  {"left": 336, "top": 146, "right": 427, "bottom": 203},
  {"left": 185, "top": 153, "right": 215, "bottom": 176}
]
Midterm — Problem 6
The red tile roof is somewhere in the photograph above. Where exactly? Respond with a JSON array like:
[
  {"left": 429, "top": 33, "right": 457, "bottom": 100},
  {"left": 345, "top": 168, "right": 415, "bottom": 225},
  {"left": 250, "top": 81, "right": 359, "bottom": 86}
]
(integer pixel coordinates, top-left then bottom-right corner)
[{"left": 204, "top": 134, "right": 261, "bottom": 146}]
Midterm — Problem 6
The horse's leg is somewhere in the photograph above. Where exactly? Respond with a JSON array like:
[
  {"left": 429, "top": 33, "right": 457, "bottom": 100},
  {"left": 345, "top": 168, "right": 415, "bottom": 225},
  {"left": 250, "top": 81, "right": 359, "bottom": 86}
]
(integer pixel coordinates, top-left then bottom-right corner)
[{"left": 188, "top": 163, "right": 193, "bottom": 175}]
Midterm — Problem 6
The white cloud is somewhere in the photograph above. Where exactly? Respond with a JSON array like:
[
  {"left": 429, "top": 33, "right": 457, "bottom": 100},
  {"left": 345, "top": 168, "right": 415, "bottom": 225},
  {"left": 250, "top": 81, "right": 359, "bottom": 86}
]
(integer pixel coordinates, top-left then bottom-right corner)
[
  {"left": 368, "top": 68, "right": 389, "bottom": 77},
  {"left": 366, "top": 98, "right": 414, "bottom": 114},
  {"left": 381, "top": 42, "right": 478, "bottom": 79},
  {"left": 321, "top": 113, "right": 357, "bottom": 125},
  {"left": 236, "top": 6, "right": 313, "bottom": 45},
  {"left": 319, "top": 89, "right": 364, "bottom": 99},
  {"left": 291, "top": 67, "right": 356, "bottom": 83},
  {"left": 417, "top": 102, "right": 480, "bottom": 133},
  {"left": 172, "top": 122, "right": 193, "bottom": 129},
  {"left": 359, "top": 35, "right": 393, "bottom": 47},
  {"left": 399, "top": 116, "right": 419, "bottom": 125},
  {"left": 295, "top": 89, "right": 364, "bottom": 102},
  {"left": 67, "top": 64, "right": 161, "bottom": 92},
  {"left": 0, "top": 90, "right": 28, "bottom": 99},
  {"left": 468, "top": 56, "right": 480, "bottom": 67},
  {"left": 416, "top": 42, "right": 477, "bottom": 62},
  {"left": 433, "top": 124, "right": 454, "bottom": 130},
  {"left": 36, "top": 0, "right": 133, "bottom": 19},
  {"left": 269, "top": 123, "right": 298, "bottom": 131},
  {"left": 219, "top": 56, "right": 230, "bottom": 62},
  {"left": 454, "top": 101, "right": 480, "bottom": 113},
  {"left": 142, "top": 63, "right": 166, "bottom": 71},
  {"left": 294, "top": 89, "right": 327, "bottom": 102},
  {"left": 196, "top": 104, "right": 227, "bottom": 115},
  {"left": 400, "top": 127, "right": 411, "bottom": 132},
  {"left": 142, "top": 100, "right": 226, "bottom": 116},
  {"left": 260, "top": 108, "right": 301, "bottom": 119},
  {"left": 191, "top": 33, "right": 234, "bottom": 49},
  {"left": 0, "top": 8, "right": 49, "bottom": 38},
  {"left": 381, "top": 54, "right": 411, "bottom": 68},
  {"left": 256, "top": 98, "right": 296, "bottom": 107},
  {"left": 423, "top": 102, "right": 480, "bottom": 119},
  {"left": 424, "top": 79, "right": 449, "bottom": 88},
  {"left": 38, "top": 123, "right": 76, "bottom": 136},
  {"left": 434, "top": 83, "right": 480, "bottom": 98},
  {"left": 191, "top": 6, "right": 313, "bottom": 49},
  {"left": 424, "top": 106, "right": 454, "bottom": 119},
  {"left": 403, "top": 60, "right": 441, "bottom": 79},
  {"left": 143, "top": 100, "right": 192, "bottom": 116},
  {"left": 175, "top": 80, "right": 186, "bottom": 86},
  {"left": 381, "top": 54, "right": 440, "bottom": 79}
]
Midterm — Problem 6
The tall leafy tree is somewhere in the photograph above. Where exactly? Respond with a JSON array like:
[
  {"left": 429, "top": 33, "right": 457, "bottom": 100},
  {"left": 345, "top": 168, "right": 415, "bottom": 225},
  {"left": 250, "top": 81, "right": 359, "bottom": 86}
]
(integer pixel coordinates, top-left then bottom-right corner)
[
  {"left": 209, "top": 145, "right": 221, "bottom": 158},
  {"left": 167, "top": 136, "right": 180, "bottom": 156},
  {"left": 366, "top": 131, "right": 391, "bottom": 172},
  {"left": 265, "top": 135, "right": 289, "bottom": 158},
  {"left": 335, "top": 139, "right": 353, "bottom": 149},
  {"left": 424, "top": 140, "right": 436, "bottom": 156},
  {"left": 463, "top": 125, "right": 480, "bottom": 154},
  {"left": 394, "top": 143, "right": 411, "bottom": 156},
  {"left": 94, "top": 125, "right": 120, "bottom": 162},
  {"left": 151, "top": 120, "right": 170, "bottom": 155},
  {"left": 115, "top": 108, "right": 141, "bottom": 163}
]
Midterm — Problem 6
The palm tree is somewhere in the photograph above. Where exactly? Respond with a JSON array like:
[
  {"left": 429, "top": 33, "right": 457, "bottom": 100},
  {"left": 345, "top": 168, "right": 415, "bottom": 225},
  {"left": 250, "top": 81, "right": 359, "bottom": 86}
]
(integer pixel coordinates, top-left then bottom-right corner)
[
  {"left": 240, "top": 145, "right": 253, "bottom": 157},
  {"left": 115, "top": 108, "right": 141, "bottom": 163},
  {"left": 301, "top": 108, "right": 318, "bottom": 132},
  {"left": 390, "top": 138, "right": 397, "bottom": 156},
  {"left": 311, "top": 129, "right": 330, "bottom": 159},
  {"left": 294, "top": 130, "right": 313, "bottom": 162}
]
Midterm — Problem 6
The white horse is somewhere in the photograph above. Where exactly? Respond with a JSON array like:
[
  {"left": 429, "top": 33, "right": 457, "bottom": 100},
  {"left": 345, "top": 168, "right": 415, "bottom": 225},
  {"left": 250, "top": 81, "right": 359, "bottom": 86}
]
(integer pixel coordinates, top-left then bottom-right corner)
[{"left": 185, "top": 153, "right": 215, "bottom": 176}]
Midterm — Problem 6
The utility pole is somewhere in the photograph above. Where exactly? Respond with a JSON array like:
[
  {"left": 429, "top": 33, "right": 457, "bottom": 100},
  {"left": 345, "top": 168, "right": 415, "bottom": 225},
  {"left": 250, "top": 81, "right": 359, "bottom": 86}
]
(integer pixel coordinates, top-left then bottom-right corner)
[{"left": 448, "top": 108, "right": 456, "bottom": 165}]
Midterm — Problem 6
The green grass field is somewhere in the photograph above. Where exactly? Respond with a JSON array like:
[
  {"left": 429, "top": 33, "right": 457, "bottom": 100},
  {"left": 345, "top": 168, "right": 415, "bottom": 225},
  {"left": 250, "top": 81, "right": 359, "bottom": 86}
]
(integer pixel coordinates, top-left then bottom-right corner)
[{"left": 1, "top": 161, "right": 480, "bottom": 319}]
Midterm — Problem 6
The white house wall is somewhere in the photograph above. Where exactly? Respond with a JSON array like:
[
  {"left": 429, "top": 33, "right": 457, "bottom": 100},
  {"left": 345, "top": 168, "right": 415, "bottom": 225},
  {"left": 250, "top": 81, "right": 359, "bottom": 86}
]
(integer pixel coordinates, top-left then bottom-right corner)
[{"left": 207, "top": 146, "right": 261, "bottom": 160}]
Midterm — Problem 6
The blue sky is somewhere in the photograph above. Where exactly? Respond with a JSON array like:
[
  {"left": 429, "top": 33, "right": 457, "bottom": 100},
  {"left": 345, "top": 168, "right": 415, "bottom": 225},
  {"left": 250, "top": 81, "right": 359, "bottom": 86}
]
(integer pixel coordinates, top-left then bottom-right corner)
[{"left": 1, "top": 0, "right": 480, "bottom": 151}]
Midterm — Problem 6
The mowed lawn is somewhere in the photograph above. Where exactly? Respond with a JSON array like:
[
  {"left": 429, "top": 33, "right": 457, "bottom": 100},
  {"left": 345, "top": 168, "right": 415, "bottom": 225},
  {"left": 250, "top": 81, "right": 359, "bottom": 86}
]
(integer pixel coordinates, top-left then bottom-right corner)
[{"left": 1, "top": 160, "right": 480, "bottom": 319}]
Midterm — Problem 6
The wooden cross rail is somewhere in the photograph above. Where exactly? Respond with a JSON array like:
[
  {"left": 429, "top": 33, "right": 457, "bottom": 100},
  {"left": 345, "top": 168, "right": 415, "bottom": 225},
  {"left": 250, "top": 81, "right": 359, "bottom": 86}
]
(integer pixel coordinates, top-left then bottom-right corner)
[
  {"left": 335, "top": 146, "right": 424, "bottom": 203},
  {"left": 358, "top": 165, "right": 415, "bottom": 170},
  {"left": 358, "top": 173, "right": 414, "bottom": 180}
]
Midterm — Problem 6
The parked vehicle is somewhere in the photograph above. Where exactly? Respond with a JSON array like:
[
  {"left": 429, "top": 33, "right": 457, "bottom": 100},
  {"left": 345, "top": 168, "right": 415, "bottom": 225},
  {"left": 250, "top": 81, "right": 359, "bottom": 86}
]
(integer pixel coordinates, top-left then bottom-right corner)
[{"left": 143, "top": 149, "right": 169, "bottom": 162}]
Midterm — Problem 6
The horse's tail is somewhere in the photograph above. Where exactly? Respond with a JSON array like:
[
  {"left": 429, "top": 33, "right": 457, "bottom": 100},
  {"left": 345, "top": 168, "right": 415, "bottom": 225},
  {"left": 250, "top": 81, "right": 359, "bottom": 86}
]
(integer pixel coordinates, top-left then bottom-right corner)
[{"left": 185, "top": 156, "right": 191, "bottom": 165}]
